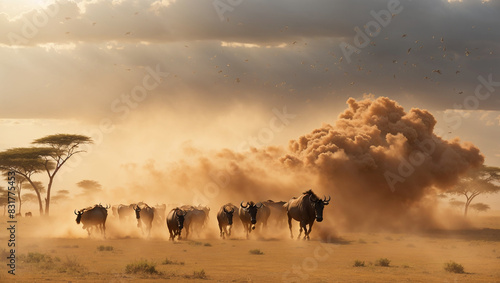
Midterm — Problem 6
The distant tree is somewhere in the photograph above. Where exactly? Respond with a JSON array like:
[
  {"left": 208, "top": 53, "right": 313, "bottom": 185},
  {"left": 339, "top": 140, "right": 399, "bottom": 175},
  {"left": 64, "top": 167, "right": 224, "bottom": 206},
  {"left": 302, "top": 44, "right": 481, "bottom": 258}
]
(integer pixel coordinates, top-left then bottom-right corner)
[
  {"left": 0, "top": 186, "right": 7, "bottom": 216},
  {"left": 51, "top": 189, "right": 70, "bottom": 204},
  {"left": 447, "top": 166, "right": 500, "bottom": 217},
  {"left": 449, "top": 199, "right": 465, "bottom": 210},
  {"left": 470, "top": 202, "right": 490, "bottom": 215},
  {"left": 2, "top": 172, "right": 26, "bottom": 214},
  {"left": 32, "top": 134, "right": 93, "bottom": 216}
]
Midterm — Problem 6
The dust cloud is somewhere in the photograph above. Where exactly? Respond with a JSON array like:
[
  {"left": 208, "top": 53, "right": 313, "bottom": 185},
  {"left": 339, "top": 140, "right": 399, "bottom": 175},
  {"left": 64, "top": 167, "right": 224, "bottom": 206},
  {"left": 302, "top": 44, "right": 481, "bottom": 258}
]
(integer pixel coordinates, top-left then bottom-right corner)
[{"left": 20, "top": 96, "right": 484, "bottom": 239}]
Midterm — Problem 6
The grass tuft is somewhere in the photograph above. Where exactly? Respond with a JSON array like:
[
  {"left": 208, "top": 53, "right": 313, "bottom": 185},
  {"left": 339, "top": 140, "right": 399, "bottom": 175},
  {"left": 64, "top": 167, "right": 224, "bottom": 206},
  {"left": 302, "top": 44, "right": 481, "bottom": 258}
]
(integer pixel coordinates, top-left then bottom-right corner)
[
  {"left": 191, "top": 269, "right": 207, "bottom": 279},
  {"left": 125, "top": 260, "right": 160, "bottom": 275},
  {"left": 374, "top": 258, "right": 391, "bottom": 267},
  {"left": 249, "top": 249, "right": 264, "bottom": 255},
  {"left": 57, "top": 256, "right": 86, "bottom": 274},
  {"left": 353, "top": 260, "right": 365, "bottom": 267},
  {"left": 162, "top": 258, "right": 185, "bottom": 265},
  {"left": 97, "top": 245, "right": 114, "bottom": 251},
  {"left": 444, "top": 261, "right": 464, "bottom": 273}
]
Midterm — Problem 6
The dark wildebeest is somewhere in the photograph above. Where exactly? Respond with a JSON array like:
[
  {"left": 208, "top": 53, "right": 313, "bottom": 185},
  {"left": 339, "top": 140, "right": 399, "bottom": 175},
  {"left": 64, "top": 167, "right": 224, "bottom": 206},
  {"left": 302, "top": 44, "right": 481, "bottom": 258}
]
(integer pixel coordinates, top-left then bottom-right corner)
[
  {"left": 256, "top": 203, "right": 271, "bottom": 229},
  {"left": 117, "top": 204, "right": 136, "bottom": 222},
  {"left": 25, "top": 212, "right": 32, "bottom": 217},
  {"left": 263, "top": 200, "right": 287, "bottom": 227},
  {"left": 285, "top": 190, "right": 331, "bottom": 240},
  {"left": 134, "top": 203, "right": 155, "bottom": 237},
  {"left": 74, "top": 204, "right": 109, "bottom": 237},
  {"left": 239, "top": 201, "right": 263, "bottom": 238},
  {"left": 217, "top": 203, "right": 237, "bottom": 239},
  {"left": 181, "top": 205, "right": 210, "bottom": 239},
  {"left": 166, "top": 208, "right": 187, "bottom": 241}
]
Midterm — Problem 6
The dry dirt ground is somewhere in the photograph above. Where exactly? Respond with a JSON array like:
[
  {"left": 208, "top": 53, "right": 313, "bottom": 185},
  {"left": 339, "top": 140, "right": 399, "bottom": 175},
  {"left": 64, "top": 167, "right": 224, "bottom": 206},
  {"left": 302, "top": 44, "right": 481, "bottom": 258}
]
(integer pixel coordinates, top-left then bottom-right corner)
[{"left": 1, "top": 215, "right": 499, "bottom": 282}]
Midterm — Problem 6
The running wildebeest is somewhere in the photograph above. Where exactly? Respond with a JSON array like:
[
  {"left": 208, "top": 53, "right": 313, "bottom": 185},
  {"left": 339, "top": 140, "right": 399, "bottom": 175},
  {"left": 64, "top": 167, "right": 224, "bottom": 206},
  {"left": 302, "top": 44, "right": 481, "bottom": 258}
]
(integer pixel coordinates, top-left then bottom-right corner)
[
  {"left": 285, "top": 190, "right": 331, "bottom": 240},
  {"left": 134, "top": 202, "right": 155, "bottom": 237},
  {"left": 217, "top": 203, "right": 237, "bottom": 239},
  {"left": 180, "top": 205, "right": 210, "bottom": 239},
  {"left": 117, "top": 204, "right": 136, "bottom": 222},
  {"left": 74, "top": 204, "right": 109, "bottom": 237},
  {"left": 263, "top": 200, "right": 288, "bottom": 227},
  {"left": 111, "top": 205, "right": 119, "bottom": 217},
  {"left": 166, "top": 208, "right": 187, "bottom": 241},
  {"left": 256, "top": 203, "right": 271, "bottom": 229},
  {"left": 239, "top": 201, "right": 263, "bottom": 238}
]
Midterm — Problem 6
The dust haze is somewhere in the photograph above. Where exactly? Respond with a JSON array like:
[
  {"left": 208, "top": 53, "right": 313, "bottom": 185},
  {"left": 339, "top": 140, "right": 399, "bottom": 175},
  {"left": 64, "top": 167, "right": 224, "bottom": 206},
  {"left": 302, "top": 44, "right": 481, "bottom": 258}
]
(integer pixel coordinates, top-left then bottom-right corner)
[{"left": 22, "top": 96, "right": 485, "bottom": 239}]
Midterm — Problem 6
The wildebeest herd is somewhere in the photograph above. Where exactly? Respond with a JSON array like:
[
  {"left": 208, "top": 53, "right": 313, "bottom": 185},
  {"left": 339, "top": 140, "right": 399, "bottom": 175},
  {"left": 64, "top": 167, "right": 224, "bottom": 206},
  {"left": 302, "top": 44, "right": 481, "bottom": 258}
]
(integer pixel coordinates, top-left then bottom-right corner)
[{"left": 74, "top": 190, "right": 331, "bottom": 240}]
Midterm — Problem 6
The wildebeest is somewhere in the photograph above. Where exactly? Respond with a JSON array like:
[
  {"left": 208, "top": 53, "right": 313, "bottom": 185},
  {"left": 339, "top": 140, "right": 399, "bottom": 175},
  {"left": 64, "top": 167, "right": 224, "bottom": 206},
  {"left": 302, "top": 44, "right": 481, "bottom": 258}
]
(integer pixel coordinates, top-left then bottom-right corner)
[
  {"left": 166, "top": 208, "right": 187, "bottom": 241},
  {"left": 181, "top": 205, "right": 210, "bottom": 239},
  {"left": 25, "top": 212, "right": 32, "bottom": 217},
  {"left": 117, "top": 204, "right": 136, "bottom": 222},
  {"left": 285, "top": 190, "right": 331, "bottom": 240},
  {"left": 74, "top": 204, "right": 109, "bottom": 237},
  {"left": 134, "top": 202, "right": 155, "bottom": 237},
  {"left": 256, "top": 203, "right": 271, "bottom": 229},
  {"left": 239, "top": 201, "right": 263, "bottom": 238},
  {"left": 263, "top": 200, "right": 288, "bottom": 227},
  {"left": 217, "top": 203, "right": 237, "bottom": 239}
]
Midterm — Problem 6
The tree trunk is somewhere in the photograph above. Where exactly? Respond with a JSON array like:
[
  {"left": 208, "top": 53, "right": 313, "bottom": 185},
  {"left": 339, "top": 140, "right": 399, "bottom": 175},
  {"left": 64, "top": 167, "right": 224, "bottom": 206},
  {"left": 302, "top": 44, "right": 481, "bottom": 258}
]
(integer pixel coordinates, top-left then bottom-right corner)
[{"left": 45, "top": 176, "right": 54, "bottom": 216}]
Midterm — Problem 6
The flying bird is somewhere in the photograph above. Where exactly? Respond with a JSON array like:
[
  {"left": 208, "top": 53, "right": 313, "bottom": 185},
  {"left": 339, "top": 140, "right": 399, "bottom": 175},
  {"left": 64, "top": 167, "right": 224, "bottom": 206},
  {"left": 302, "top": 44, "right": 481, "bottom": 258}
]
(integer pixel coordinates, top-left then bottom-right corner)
[
  {"left": 402, "top": 34, "right": 407, "bottom": 38},
  {"left": 407, "top": 48, "right": 411, "bottom": 54},
  {"left": 432, "top": 70, "right": 441, "bottom": 74}
]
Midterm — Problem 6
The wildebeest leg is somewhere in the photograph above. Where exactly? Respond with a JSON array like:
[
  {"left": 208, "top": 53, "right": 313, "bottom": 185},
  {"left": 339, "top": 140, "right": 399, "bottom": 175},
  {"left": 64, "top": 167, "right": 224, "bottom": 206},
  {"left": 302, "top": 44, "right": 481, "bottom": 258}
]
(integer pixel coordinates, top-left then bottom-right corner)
[
  {"left": 288, "top": 215, "right": 293, "bottom": 239},
  {"left": 103, "top": 223, "right": 107, "bottom": 238},
  {"left": 169, "top": 229, "right": 174, "bottom": 241},
  {"left": 228, "top": 225, "right": 232, "bottom": 237},
  {"left": 299, "top": 221, "right": 307, "bottom": 240},
  {"left": 219, "top": 224, "right": 224, "bottom": 239},
  {"left": 305, "top": 221, "right": 314, "bottom": 240}
]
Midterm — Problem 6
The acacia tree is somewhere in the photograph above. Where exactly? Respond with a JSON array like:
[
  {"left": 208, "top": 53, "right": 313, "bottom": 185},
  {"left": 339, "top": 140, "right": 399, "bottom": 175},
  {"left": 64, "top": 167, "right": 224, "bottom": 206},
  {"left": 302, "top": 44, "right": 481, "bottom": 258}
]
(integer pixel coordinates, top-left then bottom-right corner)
[
  {"left": 448, "top": 165, "right": 500, "bottom": 217},
  {"left": 32, "top": 134, "right": 93, "bottom": 216},
  {"left": 0, "top": 147, "right": 53, "bottom": 215},
  {"left": 0, "top": 134, "right": 92, "bottom": 216}
]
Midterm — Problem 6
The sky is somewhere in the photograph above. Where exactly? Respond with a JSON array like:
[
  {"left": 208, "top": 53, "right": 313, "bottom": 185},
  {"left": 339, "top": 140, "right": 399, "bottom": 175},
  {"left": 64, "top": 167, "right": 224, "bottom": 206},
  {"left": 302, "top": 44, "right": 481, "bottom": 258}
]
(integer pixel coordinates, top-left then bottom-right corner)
[{"left": 0, "top": 0, "right": 499, "bottom": 217}]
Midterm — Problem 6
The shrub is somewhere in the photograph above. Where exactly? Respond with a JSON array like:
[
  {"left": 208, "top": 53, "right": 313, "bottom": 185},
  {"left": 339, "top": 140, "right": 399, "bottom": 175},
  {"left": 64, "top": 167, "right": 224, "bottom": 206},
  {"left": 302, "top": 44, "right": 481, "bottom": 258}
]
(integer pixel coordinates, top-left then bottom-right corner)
[
  {"left": 353, "top": 260, "right": 365, "bottom": 267},
  {"left": 444, "top": 261, "right": 464, "bottom": 274},
  {"left": 204, "top": 243, "right": 212, "bottom": 247},
  {"left": 249, "top": 249, "right": 263, "bottom": 255},
  {"left": 374, "top": 258, "right": 391, "bottom": 267},
  {"left": 125, "top": 260, "right": 160, "bottom": 275},
  {"left": 192, "top": 269, "right": 207, "bottom": 279},
  {"left": 23, "top": 252, "right": 53, "bottom": 264}
]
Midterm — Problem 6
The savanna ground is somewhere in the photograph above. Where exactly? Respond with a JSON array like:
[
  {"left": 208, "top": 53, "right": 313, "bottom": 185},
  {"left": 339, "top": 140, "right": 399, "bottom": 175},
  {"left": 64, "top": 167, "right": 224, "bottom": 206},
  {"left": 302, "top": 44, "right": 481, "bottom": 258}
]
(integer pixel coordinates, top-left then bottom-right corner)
[{"left": 1, "top": 213, "right": 499, "bottom": 282}]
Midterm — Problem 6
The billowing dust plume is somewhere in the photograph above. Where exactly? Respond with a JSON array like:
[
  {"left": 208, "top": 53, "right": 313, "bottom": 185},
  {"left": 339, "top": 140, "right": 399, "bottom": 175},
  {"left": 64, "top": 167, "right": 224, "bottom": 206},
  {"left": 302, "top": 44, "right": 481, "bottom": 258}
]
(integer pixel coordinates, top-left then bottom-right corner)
[{"left": 280, "top": 96, "right": 483, "bottom": 231}]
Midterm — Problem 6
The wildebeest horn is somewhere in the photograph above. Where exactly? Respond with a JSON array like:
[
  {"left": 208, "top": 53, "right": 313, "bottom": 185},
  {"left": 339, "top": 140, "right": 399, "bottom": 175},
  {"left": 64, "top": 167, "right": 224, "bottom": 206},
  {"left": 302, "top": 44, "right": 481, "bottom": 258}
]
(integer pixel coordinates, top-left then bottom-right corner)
[
  {"left": 223, "top": 206, "right": 229, "bottom": 213},
  {"left": 105, "top": 204, "right": 110, "bottom": 209},
  {"left": 323, "top": 195, "right": 331, "bottom": 204},
  {"left": 309, "top": 194, "right": 318, "bottom": 202},
  {"left": 74, "top": 209, "right": 78, "bottom": 215},
  {"left": 178, "top": 209, "right": 186, "bottom": 216},
  {"left": 230, "top": 207, "right": 235, "bottom": 213},
  {"left": 240, "top": 201, "right": 248, "bottom": 208},
  {"left": 256, "top": 202, "right": 263, "bottom": 208}
]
